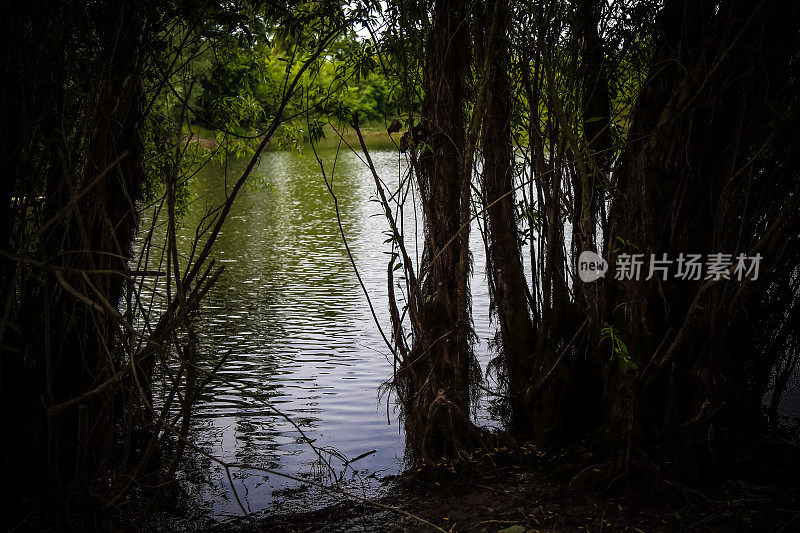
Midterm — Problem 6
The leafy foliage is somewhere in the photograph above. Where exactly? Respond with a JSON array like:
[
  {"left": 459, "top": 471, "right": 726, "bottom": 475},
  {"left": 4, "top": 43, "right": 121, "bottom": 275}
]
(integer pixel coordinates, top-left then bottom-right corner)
[{"left": 600, "top": 323, "right": 638, "bottom": 372}]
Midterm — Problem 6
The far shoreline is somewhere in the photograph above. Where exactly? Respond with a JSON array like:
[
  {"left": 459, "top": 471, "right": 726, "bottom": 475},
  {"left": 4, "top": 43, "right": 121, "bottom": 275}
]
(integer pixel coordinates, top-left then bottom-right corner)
[{"left": 186, "top": 124, "right": 401, "bottom": 152}]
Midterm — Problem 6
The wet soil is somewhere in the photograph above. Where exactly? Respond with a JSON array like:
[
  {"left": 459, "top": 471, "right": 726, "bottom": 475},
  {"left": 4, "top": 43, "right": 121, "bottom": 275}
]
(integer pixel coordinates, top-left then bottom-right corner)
[{"left": 218, "top": 435, "right": 800, "bottom": 533}]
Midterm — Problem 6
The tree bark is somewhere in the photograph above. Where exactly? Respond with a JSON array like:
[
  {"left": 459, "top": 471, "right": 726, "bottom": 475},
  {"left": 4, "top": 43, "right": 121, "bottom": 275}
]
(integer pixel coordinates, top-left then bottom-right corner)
[
  {"left": 479, "top": 0, "right": 537, "bottom": 434},
  {"left": 2, "top": 2, "right": 149, "bottom": 519},
  {"left": 399, "top": 0, "right": 478, "bottom": 461},
  {"left": 601, "top": 0, "right": 799, "bottom": 474}
]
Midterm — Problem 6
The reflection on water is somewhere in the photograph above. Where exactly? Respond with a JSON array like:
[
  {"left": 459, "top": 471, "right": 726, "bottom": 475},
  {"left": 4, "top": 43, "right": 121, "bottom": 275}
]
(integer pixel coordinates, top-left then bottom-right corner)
[{"left": 143, "top": 148, "right": 493, "bottom": 519}]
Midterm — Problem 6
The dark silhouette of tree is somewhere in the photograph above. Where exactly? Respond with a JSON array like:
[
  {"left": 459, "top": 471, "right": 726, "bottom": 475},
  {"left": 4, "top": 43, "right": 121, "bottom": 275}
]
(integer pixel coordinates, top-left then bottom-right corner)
[
  {"left": 478, "top": 0, "right": 538, "bottom": 434},
  {"left": 394, "top": 0, "right": 482, "bottom": 461},
  {"left": 599, "top": 0, "right": 800, "bottom": 474}
]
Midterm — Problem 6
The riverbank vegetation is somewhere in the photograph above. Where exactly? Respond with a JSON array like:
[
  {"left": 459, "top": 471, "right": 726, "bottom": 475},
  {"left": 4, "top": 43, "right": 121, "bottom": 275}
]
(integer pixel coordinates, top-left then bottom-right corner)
[{"left": 1, "top": 0, "right": 798, "bottom": 530}]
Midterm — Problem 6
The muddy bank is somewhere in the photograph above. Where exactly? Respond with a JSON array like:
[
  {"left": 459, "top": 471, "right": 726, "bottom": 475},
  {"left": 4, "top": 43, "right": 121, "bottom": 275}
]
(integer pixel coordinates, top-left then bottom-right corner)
[{"left": 211, "top": 436, "right": 799, "bottom": 532}]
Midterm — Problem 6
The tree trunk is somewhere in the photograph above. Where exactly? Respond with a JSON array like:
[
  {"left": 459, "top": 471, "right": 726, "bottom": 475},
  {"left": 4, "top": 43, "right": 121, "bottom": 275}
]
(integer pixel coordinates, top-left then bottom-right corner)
[
  {"left": 399, "top": 0, "right": 478, "bottom": 461},
  {"left": 480, "top": 0, "right": 537, "bottom": 434},
  {"left": 601, "top": 0, "right": 798, "bottom": 475},
  {"left": 3, "top": 2, "right": 148, "bottom": 520}
]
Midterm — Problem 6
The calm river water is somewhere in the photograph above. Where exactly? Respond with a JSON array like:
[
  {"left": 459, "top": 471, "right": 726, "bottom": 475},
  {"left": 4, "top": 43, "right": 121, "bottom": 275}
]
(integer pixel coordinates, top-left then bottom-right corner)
[{"left": 147, "top": 147, "right": 496, "bottom": 521}]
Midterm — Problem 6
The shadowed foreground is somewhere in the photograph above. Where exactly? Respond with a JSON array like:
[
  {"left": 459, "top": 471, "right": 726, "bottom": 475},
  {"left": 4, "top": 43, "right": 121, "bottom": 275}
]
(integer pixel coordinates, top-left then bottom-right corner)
[{"left": 212, "top": 435, "right": 800, "bottom": 532}]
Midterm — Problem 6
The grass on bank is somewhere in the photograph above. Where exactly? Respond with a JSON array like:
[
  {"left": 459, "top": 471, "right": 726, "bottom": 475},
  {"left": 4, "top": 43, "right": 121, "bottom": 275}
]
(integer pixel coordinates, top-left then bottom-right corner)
[{"left": 186, "top": 121, "right": 400, "bottom": 152}]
